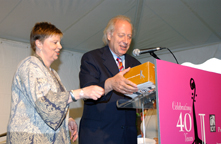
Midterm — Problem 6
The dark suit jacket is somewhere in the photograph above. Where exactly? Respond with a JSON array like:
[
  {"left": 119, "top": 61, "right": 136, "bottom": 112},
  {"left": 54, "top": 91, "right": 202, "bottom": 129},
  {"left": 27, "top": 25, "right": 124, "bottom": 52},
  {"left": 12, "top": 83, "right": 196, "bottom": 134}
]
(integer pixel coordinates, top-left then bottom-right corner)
[{"left": 79, "top": 46, "right": 141, "bottom": 144}]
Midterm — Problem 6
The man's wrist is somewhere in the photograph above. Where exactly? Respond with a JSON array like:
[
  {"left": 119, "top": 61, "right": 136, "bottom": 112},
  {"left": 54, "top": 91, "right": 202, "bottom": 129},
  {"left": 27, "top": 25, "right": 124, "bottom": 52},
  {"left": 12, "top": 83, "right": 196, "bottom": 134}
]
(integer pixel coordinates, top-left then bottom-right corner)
[{"left": 104, "top": 78, "right": 113, "bottom": 94}]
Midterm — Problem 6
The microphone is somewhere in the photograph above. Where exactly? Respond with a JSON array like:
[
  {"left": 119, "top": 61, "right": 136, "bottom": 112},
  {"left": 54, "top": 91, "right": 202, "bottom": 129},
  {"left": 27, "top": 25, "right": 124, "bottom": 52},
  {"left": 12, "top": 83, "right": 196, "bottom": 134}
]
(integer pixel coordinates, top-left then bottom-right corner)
[{"left": 132, "top": 47, "right": 166, "bottom": 56}]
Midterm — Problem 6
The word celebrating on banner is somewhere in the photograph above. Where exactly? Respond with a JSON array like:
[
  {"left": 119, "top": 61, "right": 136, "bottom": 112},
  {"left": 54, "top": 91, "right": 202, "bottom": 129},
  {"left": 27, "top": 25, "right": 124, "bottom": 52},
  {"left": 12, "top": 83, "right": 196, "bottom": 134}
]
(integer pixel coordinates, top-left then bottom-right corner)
[{"left": 172, "top": 101, "right": 191, "bottom": 113}]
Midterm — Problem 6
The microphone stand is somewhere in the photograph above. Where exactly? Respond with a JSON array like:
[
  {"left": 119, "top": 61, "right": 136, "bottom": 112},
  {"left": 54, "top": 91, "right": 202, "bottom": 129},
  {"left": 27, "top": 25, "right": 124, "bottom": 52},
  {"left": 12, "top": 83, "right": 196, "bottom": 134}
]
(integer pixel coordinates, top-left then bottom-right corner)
[{"left": 149, "top": 52, "right": 160, "bottom": 60}]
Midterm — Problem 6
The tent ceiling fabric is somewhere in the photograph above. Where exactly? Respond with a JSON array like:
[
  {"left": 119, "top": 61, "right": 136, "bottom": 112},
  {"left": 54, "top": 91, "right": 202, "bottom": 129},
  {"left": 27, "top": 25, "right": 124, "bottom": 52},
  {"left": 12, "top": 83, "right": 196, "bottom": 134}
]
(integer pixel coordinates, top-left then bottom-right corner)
[{"left": 0, "top": 0, "right": 221, "bottom": 56}]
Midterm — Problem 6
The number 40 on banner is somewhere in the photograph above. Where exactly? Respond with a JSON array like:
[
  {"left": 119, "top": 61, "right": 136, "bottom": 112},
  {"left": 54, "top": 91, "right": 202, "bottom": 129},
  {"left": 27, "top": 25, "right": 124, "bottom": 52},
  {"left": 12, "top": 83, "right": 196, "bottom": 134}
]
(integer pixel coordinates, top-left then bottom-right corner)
[{"left": 176, "top": 112, "right": 206, "bottom": 143}]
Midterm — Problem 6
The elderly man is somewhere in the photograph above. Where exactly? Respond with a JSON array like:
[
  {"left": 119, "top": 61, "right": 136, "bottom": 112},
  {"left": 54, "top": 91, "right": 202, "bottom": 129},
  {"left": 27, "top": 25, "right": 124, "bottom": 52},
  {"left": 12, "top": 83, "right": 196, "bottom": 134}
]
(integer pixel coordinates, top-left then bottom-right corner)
[{"left": 79, "top": 15, "right": 141, "bottom": 144}]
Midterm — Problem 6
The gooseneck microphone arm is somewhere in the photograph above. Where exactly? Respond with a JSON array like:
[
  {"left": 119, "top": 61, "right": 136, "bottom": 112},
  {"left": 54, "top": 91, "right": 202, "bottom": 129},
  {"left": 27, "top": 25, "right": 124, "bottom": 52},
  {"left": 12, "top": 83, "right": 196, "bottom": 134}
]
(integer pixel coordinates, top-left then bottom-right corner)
[
  {"left": 132, "top": 47, "right": 166, "bottom": 56},
  {"left": 166, "top": 48, "right": 179, "bottom": 64},
  {"left": 132, "top": 47, "right": 179, "bottom": 64},
  {"left": 149, "top": 52, "right": 160, "bottom": 60}
]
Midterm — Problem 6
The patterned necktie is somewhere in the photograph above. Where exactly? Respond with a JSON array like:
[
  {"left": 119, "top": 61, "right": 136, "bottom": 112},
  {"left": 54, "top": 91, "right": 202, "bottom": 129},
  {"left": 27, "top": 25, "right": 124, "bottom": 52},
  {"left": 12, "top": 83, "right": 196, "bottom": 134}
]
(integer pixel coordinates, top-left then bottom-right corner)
[{"left": 116, "top": 57, "right": 124, "bottom": 71}]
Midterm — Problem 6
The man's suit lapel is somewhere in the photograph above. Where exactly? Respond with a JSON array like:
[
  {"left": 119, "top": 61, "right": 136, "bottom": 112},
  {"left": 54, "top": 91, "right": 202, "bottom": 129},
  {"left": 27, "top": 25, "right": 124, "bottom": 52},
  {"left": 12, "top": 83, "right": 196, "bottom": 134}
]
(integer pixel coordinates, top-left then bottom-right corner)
[
  {"left": 101, "top": 46, "right": 119, "bottom": 76},
  {"left": 125, "top": 54, "right": 135, "bottom": 68},
  {"left": 125, "top": 54, "right": 130, "bottom": 69}
]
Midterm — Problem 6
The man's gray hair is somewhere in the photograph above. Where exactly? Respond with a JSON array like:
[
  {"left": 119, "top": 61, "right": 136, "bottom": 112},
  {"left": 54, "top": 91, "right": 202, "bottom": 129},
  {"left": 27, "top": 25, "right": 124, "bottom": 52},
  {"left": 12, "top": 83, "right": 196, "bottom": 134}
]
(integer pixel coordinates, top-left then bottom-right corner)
[{"left": 102, "top": 15, "right": 133, "bottom": 45}]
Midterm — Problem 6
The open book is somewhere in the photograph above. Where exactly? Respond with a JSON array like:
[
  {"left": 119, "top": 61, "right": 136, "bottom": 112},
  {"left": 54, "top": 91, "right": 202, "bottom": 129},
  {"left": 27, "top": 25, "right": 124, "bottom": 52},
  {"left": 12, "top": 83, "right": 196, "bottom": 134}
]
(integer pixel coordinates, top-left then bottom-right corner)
[{"left": 124, "top": 62, "right": 155, "bottom": 98}]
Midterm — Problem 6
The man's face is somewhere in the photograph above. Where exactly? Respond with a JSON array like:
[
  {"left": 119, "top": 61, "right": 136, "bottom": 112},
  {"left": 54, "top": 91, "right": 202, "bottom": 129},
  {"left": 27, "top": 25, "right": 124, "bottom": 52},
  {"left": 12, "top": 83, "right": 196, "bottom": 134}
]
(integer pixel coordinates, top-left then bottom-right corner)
[{"left": 108, "top": 20, "right": 132, "bottom": 57}]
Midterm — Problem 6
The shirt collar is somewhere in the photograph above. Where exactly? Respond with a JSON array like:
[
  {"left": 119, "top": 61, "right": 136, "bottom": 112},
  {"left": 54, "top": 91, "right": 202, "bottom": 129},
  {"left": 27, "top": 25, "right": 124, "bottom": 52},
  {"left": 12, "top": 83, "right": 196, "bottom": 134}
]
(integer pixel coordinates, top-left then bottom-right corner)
[{"left": 109, "top": 47, "right": 125, "bottom": 61}]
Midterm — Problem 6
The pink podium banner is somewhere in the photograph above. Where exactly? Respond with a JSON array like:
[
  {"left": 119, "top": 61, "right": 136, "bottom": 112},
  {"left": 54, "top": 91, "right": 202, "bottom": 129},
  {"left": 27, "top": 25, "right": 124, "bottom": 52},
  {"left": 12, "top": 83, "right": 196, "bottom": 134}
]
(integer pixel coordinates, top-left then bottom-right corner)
[{"left": 156, "top": 60, "right": 221, "bottom": 144}]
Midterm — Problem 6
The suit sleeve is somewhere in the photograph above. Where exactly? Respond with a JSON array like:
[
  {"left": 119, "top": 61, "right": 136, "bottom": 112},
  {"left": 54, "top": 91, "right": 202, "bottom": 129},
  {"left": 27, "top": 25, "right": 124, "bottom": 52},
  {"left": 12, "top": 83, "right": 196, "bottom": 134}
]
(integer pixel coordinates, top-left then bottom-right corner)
[{"left": 79, "top": 52, "right": 112, "bottom": 104}]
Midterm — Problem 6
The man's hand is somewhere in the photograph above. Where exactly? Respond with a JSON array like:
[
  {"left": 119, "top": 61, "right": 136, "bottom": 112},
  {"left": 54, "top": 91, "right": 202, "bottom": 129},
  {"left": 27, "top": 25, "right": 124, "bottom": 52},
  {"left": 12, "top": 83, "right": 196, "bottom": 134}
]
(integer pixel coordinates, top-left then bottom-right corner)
[{"left": 105, "top": 67, "right": 138, "bottom": 94}]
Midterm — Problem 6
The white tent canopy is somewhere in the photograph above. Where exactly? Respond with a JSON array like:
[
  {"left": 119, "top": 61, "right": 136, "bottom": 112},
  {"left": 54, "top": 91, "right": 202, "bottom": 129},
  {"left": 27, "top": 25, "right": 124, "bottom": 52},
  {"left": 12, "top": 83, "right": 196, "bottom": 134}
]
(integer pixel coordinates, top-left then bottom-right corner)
[
  {"left": 0, "top": 1, "right": 221, "bottom": 143},
  {"left": 0, "top": 0, "right": 220, "bottom": 55}
]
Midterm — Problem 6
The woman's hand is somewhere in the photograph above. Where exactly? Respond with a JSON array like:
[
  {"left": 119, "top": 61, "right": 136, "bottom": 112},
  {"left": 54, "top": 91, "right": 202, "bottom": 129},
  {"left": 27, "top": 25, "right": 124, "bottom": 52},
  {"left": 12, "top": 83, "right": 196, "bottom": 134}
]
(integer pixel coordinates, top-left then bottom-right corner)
[
  {"left": 68, "top": 118, "right": 78, "bottom": 142},
  {"left": 81, "top": 85, "right": 104, "bottom": 100},
  {"left": 68, "top": 86, "right": 104, "bottom": 103}
]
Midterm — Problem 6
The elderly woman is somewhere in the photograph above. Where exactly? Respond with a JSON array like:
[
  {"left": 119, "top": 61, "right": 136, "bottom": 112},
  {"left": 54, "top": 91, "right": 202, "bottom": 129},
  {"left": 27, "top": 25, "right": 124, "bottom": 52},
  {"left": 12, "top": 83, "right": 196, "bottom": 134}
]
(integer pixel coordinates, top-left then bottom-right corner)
[{"left": 6, "top": 22, "right": 104, "bottom": 143}]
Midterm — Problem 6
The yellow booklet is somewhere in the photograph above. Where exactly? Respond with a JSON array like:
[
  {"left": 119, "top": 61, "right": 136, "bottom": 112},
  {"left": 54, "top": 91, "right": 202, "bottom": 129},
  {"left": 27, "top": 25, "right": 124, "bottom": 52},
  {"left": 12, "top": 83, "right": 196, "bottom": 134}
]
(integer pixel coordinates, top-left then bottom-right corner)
[{"left": 124, "top": 62, "right": 155, "bottom": 98}]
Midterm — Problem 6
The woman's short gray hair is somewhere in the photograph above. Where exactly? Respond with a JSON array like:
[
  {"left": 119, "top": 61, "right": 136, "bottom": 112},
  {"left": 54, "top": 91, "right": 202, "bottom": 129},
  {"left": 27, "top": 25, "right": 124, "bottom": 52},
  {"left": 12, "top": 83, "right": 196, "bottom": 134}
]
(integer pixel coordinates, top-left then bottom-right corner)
[{"left": 102, "top": 15, "right": 133, "bottom": 45}]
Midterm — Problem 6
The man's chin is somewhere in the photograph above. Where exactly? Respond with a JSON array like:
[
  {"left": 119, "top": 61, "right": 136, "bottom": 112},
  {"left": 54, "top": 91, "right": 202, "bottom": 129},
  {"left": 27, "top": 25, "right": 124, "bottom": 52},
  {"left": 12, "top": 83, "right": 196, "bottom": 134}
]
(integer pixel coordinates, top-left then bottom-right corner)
[{"left": 120, "top": 49, "right": 128, "bottom": 54}]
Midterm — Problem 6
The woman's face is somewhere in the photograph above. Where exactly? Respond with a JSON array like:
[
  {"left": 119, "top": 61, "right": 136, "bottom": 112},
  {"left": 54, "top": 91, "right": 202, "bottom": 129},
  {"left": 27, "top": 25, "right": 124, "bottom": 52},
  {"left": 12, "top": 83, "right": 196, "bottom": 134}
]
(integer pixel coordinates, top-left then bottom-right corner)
[{"left": 38, "top": 34, "right": 62, "bottom": 66}]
